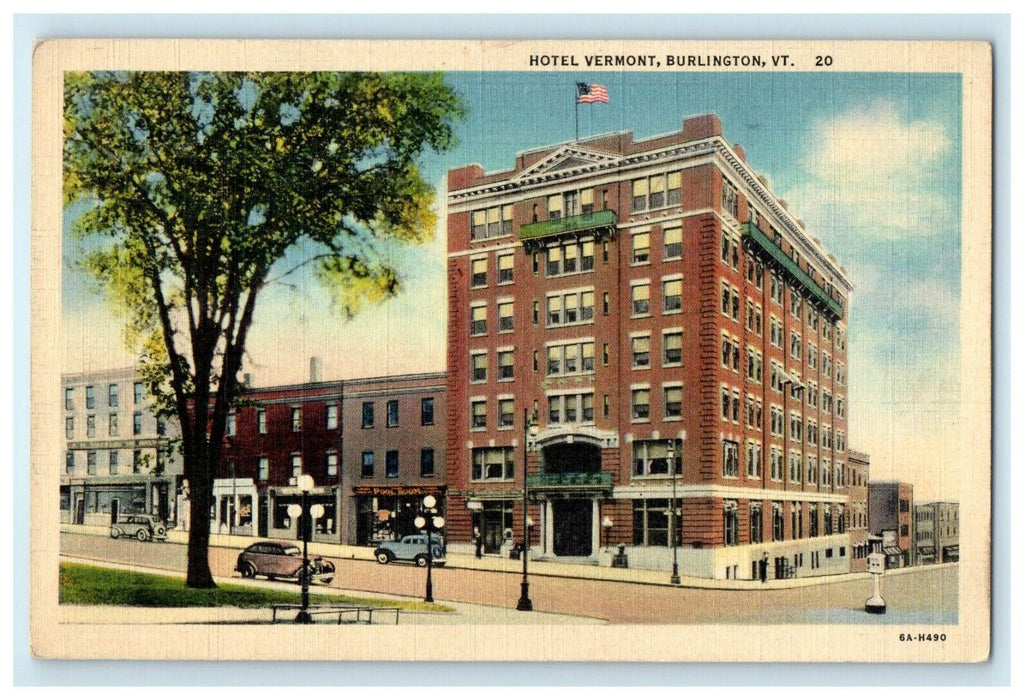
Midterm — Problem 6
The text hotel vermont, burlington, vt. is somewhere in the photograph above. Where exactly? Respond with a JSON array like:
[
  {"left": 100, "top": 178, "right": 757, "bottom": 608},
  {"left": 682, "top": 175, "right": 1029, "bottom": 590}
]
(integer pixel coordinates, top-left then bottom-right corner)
[{"left": 444, "top": 114, "right": 855, "bottom": 580}]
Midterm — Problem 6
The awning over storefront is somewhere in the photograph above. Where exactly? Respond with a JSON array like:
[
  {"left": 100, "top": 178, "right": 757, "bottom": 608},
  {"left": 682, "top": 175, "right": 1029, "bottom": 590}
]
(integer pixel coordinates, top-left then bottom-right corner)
[
  {"left": 883, "top": 546, "right": 903, "bottom": 556},
  {"left": 918, "top": 546, "right": 935, "bottom": 555}
]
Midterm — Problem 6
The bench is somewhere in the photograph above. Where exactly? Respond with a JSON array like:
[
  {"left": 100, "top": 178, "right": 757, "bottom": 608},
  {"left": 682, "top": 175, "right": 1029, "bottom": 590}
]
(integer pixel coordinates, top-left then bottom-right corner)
[{"left": 270, "top": 604, "right": 401, "bottom": 625}]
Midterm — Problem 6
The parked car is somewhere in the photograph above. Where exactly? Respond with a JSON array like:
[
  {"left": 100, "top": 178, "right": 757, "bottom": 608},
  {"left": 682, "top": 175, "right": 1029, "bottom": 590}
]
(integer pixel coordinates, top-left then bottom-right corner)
[
  {"left": 234, "top": 541, "right": 336, "bottom": 584},
  {"left": 110, "top": 514, "right": 168, "bottom": 542},
  {"left": 373, "top": 535, "right": 446, "bottom": 567}
]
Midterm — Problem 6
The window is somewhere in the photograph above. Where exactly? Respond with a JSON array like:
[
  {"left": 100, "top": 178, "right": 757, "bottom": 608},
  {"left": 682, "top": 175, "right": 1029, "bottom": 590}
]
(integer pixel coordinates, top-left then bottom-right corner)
[
  {"left": 773, "top": 503, "right": 784, "bottom": 541},
  {"left": 789, "top": 452, "right": 802, "bottom": 484},
  {"left": 471, "top": 257, "right": 487, "bottom": 287},
  {"left": 746, "top": 441, "right": 762, "bottom": 478},
  {"left": 498, "top": 398, "right": 515, "bottom": 428},
  {"left": 386, "top": 400, "right": 399, "bottom": 427},
  {"left": 291, "top": 406, "right": 302, "bottom": 431},
  {"left": 663, "top": 227, "right": 683, "bottom": 259},
  {"left": 721, "top": 232, "right": 739, "bottom": 268},
  {"left": 87, "top": 451, "right": 97, "bottom": 475},
  {"left": 471, "top": 352, "right": 487, "bottom": 383},
  {"left": 632, "top": 178, "right": 648, "bottom": 212},
  {"left": 361, "top": 452, "right": 374, "bottom": 478},
  {"left": 602, "top": 292, "right": 610, "bottom": 315},
  {"left": 547, "top": 392, "right": 594, "bottom": 424},
  {"left": 546, "top": 290, "right": 594, "bottom": 327},
  {"left": 807, "top": 383, "right": 818, "bottom": 409},
  {"left": 86, "top": 414, "right": 96, "bottom": 437},
  {"left": 326, "top": 452, "right": 338, "bottom": 477},
  {"left": 771, "top": 276, "right": 785, "bottom": 306},
  {"left": 823, "top": 352, "right": 832, "bottom": 378},
  {"left": 663, "top": 331, "right": 683, "bottom": 366},
  {"left": 546, "top": 341, "right": 594, "bottom": 377},
  {"left": 632, "top": 440, "right": 682, "bottom": 477},
  {"left": 85, "top": 385, "right": 96, "bottom": 410},
  {"left": 807, "top": 456, "right": 818, "bottom": 485},
  {"left": 770, "top": 406, "right": 785, "bottom": 437},
  {"left": 257, "top": 407, "right": 267, "bottom": 434},
  {"left": 361, "top": 402, "right": 374, "bottom": 428},
  {"left": 108, "top": 413, "right": 118, "bottom": 437},
  {"left": 746, "top": 348, "right": 763, "bottom": 383},
  {"left": 633, "top": 499, "right": 681, "bottom": 546},
  {"left": 105, "top": 451, "right": 118, "bottom": 474},
  {"left": 326, "top": 404, "right": 339, "bottom": 430},
  {"left": 156, "top": 418, "right": 165, "bottom": 436},
  {"left": 471, "top": 400, "right": 487, "bottom": 429},
  {"left": 809, "top": 505, "right": 819, "bottom": 537},
  {"left": 491, "top": 350, "right": 512, "bottom": 382},
  {"left": 66, "top": 452, "right": 74, "bottom": 474},
  {"left": 497, "top": 253, "right": 514, "bottom": 284},
  {"left": 544, "top": 240, "right": 594, "bottom": 276},
  {"left": 471, "top": 447, "right": 514, "bottom": 481},
  {"left": 470, "top": 205, "right": 513, "bottom": 240},
  {"left": 790, "top": 289, "right": 801, "bottom": 317},
  {"left": 470, "top": 304, "right": 487, "bottom": 336},
  {"left": 790, "top": 332, "right": 802, "bottom": 360},
  {"left": 632, "top": 231, "right": 650, "bottom": 263},
  {"left": 836, "top": 397, "right": 846, "bottom": 419},
  {"left": 134, "top": 382, "right": 144, "bottom": 405},
  {"left": 133, "top": 412, "right": 142, "bottom": 436},
  {"left": 257, "top": 456, "right": 269, "bottom": 481},
  {"left": 421, "top": 398, "right": 435, "bottom": 425},
  {"left": 770, "top": 317, "right": 783, "bottom": 348},
  {"left": 631, "top": 282, "right": 650, "bottom": 316},
  {"left": 724, "top": 501, "right": 739, "bottom": 545},
  {"left": 497, "top": 301, "right": 514, "bottom": 332},
  {"left": 723, "top": 440, "right": 740, "bottom": 477},
  {"left": 632, "top": 388, "right": 650, "bottom": 420},
  {"left": 420, "top": 448, "right": 435, "bottom": 477},
  {"left": 721, "top": 178, "right": 738, "bottom": 217},
  {"left": 807, "top": 419, "right": 819, "bottom": 446},
  {"left": 823, "top": 503, "right": 833, "bottom": 534},
  {"left": 662, "top": 278, "right": 682, "bottom": 313},
  {"left": 742, "top": 502, "right": 762, "bottom": 545},
  {"left": 64, "top": 388, "right": 74, "bottom": 411},
  {"left": 631, "top": 335, "right": 650, "bottom": 368},
  {"left": 291, "top": 454, "right": 302, "bottom": 478},
  {"left": 663, "top": 385, "right": 683, "bottom": 419},
  {"left": 770, "top": 447, "right": 784, "bottom": 481},
  {"left": 721, "top": 283, "right": 739, "bottom": 319},
  {"left": 108, "top": 384, "right": 118, "bottom": 407},
  {"left": 385, "top": 451, "right": 399, "bottom": 478}
]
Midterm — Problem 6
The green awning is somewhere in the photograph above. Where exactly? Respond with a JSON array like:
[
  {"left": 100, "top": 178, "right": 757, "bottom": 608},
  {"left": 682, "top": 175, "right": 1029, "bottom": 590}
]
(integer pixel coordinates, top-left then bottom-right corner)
[{"left": 518, "top": 209, "right": 617, "bottom": 242}]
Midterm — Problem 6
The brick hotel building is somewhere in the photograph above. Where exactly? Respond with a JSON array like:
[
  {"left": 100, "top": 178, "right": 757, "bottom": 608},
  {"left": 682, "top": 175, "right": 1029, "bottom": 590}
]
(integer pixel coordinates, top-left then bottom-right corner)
[{"left": 445, "top": 114, "right": 854, "bottom": 579}]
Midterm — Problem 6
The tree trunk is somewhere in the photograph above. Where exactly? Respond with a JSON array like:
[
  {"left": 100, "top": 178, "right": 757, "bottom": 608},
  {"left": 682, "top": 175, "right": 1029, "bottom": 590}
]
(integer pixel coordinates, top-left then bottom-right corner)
[{"left": 185, "top": 473, "right": 216, "bottom": 588}]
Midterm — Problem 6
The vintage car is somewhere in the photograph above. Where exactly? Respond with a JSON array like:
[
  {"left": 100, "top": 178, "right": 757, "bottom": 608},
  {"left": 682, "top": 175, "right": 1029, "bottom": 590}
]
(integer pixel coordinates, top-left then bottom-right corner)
[
  {"left": 373, "top": 535, "right": 446, "bottom": 567},
  {"left": 109, "top": 514, "right": 169, "bottom": 542},
  {"left": 234, "top": 541, "right": 336, "bottom": 584}
]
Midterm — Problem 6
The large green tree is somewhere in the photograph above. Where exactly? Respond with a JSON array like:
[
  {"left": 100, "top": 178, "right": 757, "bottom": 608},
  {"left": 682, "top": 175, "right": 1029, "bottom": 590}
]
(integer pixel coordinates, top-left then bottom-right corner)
[{"left": 64, "top": 71, "right": 465, "bottom": 587}]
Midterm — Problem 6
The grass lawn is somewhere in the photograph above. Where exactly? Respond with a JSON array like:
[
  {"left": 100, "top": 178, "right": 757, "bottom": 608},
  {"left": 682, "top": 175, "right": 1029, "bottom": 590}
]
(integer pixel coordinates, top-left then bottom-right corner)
[{"left": 59, "top": 562, "right": 451, "bottom": 611}]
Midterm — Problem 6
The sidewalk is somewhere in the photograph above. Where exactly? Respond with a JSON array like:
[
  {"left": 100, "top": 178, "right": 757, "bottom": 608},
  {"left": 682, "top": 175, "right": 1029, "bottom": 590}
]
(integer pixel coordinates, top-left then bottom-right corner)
[
  {"left": 61, "top": 523, "right": 955, "bottom": 591},
  {"left": 58, "top": 555, "right": 604, "bottom": 626}
]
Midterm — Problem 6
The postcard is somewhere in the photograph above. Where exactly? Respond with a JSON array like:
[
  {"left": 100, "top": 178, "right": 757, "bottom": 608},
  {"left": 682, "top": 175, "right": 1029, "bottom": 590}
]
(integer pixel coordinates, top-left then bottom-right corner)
[{"left": 31, "top": 38, "right": 992, "bottom": 662}]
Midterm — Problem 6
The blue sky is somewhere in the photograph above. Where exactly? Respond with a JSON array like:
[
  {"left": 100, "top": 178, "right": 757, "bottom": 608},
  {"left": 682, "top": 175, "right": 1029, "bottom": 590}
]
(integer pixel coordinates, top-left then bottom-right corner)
[{"left": 63, "top": 71, "right": 963, "bottom": 499}]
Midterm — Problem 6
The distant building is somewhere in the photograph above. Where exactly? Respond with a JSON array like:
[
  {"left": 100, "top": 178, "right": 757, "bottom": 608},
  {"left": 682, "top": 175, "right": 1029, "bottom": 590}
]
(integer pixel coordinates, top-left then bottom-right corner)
[
  {"left": 846, "top": 449, "right": 870, "bottom": 572},
  {"left": 915, "top": 501, "right": 960, "bottom": 564},
  {"left": 61, "top": 367, "right": 182, "bottom": 527},
  {"left": 214, "top": 364, "right": 445, "bottom": 545},
  {"left": 446, "top": 114, "right": 854, "bottom": 579},
  {"left": 868, "top": 481, "right": 915, "bottom": 568}
]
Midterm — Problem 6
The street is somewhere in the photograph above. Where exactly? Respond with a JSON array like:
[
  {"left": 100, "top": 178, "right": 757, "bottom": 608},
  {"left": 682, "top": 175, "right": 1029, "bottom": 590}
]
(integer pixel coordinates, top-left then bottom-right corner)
[{"left": 60, "top": 532, "right": 958, "bottom": 625}]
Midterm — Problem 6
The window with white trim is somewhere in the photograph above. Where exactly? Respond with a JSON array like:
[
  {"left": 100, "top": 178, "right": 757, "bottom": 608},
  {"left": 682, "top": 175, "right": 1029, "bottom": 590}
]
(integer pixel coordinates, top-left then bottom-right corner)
[
  {"left": 471, "top": 447, "right": 515, "bottom": 481},
  {"left": 663, "top": 227, "right": 683, "bottom": 259},
  {"left": 723, "top": 440, "right": 740, "bottom": 478},
  {"left": 497, "top": 253, "right": 514, "bottom": 284},
  {"left": 663, "top": 385, "right": 683, "bottom": 419},
  {"left": 471, "top": 257, "right": 488, "bottom": 287},
  {"left": 631, "top": 388, "right": 650, "bottom": 421},
  {"left": 662, "top": 331, "right": 683, "bottom": 366},
  {"left": 470, "top": 304, "right": 487, "bottom": 336},
  {"left": 662, "top": 278, "right": 682, "bottom": 313},
  {"left": 632, "top": 439, "right": 682, "bottom": 477},
  {"left": 631, "top": 282, "right": 650, "bottom": 316}
]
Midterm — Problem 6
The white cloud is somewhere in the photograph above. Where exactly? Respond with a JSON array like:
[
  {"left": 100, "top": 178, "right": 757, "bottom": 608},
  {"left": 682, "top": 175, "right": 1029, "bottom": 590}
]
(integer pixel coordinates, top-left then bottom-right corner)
[{"left": 783, "top": 100, "right": 953, "bottom": 240}]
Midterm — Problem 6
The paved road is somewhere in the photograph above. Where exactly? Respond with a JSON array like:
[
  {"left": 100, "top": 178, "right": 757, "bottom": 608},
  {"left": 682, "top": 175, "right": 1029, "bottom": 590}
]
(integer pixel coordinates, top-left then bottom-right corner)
[{"left": 61, "top": 532, "right": 957, "bottom": 624}]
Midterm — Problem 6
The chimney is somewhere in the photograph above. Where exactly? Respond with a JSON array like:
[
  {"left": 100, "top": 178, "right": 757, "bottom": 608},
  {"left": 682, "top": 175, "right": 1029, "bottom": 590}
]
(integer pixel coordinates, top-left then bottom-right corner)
[
  {"left": 243, "top": 373, "right": 252, "bottom": 387},
  {"left": 732, "top": 144, "right": 746, "bottom": 161},
  {"left": 310, "top": 356, "right": 323, "bottom": 384}
]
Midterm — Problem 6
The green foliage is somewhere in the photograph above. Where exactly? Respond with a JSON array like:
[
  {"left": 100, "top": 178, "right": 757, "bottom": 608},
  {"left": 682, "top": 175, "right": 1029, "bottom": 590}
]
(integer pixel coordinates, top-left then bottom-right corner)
[{"left": 59, "top": 562, "right": 451, "bottom": 611}]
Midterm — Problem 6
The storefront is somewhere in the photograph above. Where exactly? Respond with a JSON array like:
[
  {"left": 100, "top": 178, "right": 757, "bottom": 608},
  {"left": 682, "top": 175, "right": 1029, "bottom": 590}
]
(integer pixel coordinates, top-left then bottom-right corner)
[
  {"left": 66, "top": 476, "right": 175, "bottom": 526},
  {"left": 212, "top": 478, "right": 258, "bottom": 536},
  {"left": 267, "top": 486, "right": 340, "bottom": 544},
  {"left": 466, "top": 499, "right": 514, "bottom": 555},
  {"left": 353, "top": 485, "right": 446, "bottom": 546}
]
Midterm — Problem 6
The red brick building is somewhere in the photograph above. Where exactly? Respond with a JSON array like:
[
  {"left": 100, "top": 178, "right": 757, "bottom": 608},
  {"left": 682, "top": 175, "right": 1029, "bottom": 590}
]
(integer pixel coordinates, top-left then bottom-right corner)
[
  {"left": 445, "top": 115, "right": 854, "bottom": 579},
  {"left": 846, "top": 449, "right": 871, "bottom": 572},
  {"left": 214, "top": 365, "right": 445, "bottom": 545},
  {"left": 869, "top": 481, "right": 915, "bottom": 568}
]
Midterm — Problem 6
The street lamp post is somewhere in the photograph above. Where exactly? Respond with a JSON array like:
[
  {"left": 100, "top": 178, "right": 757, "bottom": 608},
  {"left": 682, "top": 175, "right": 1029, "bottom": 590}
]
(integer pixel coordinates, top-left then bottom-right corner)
[
  {"left": 414, "top": 494, "right": 445, "bottom": 603},
  {"left": 602, "top": 515, "right": 613, "bottom": 551},
  {"left": 517, "top": 408, "right": 535, "bottom": 611},
  {"left": 668, "top": 439, "right": 681, "bottom": 585},
  {"left": 287, "top": 473, "right": 317, "bottom": 624}
]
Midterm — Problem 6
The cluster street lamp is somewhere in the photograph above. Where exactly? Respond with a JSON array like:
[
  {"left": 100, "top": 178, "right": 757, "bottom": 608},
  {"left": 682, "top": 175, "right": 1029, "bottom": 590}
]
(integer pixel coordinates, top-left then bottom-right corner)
[
  {"left": 287, "top": 474, "right": 323, "bottom": 624},
  {"left": 517, "top": 408, "right": 537, "bottom": 611},
  {"left": 668, "top": 440, "right": 681, "bottom": 586},
  {"left": 414, "top": 494, "right": 445, "bottom": 603}
]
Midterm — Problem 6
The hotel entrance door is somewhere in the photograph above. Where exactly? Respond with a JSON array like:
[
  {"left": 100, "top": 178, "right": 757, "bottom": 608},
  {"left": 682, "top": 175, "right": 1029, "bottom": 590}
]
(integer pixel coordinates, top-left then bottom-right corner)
[{"left": 552, "top": 499, "right": 592, "bottom": 556}]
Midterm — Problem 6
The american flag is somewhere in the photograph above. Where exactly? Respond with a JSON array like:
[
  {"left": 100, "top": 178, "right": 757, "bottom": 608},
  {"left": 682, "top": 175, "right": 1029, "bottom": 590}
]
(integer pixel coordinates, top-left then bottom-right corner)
[{"left": 576, "top": 83, "right": 609, "bottom": 104}]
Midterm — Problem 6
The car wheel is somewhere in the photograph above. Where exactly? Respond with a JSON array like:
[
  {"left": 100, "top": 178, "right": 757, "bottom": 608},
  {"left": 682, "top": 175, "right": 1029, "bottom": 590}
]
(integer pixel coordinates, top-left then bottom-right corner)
[
  {"left": 155, "top": 525, "right": 166, "bottom": 538},
  {"left": 240, "top": 563, "right": 256, "bottom": 579},
  {"left": 110, "top": 527, "right": 120, "bottom": 539},
  {"left": 136, "top": 529, "right": 149, "bottom": 542},
  {"left": 375, "top": 551, "right": 391, "bottom": 564},
  {"left": 414, "top": 554, "right": 429, "bottom": 568}
]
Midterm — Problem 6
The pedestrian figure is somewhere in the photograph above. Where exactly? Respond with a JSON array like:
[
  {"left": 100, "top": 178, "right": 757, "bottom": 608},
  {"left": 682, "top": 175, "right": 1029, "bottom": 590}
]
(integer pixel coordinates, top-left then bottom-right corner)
[
  {"left": 759, "top": 553, "right": 769, "bottom": 583},
  {"left": 474, "top": 527, "right": 483, "bottom": 558}
]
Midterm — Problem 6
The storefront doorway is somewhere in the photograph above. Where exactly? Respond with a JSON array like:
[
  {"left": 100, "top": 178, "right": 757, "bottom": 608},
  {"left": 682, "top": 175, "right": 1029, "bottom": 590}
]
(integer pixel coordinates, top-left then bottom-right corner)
[{"left": 552, "top": 499, "right": 592, "bottom": 556}]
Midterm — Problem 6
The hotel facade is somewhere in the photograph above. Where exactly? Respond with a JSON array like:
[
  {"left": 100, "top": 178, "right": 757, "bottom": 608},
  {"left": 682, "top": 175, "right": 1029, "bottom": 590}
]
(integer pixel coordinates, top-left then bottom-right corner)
[{"left": 445, "top": 114, "right": 855, "bottom": 579}]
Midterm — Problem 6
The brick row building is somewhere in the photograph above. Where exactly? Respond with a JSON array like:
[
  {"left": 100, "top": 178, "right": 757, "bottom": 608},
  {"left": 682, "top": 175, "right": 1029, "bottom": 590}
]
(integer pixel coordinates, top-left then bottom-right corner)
[{"left": 445, "top": 114, "right": 855, "bottom": 579}]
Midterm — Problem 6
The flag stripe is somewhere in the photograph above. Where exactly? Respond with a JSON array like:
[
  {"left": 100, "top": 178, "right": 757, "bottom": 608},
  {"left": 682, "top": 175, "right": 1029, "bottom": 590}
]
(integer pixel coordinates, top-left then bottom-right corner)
[{"left": 577, "top": 84, "right": 609, "bottom": 104}]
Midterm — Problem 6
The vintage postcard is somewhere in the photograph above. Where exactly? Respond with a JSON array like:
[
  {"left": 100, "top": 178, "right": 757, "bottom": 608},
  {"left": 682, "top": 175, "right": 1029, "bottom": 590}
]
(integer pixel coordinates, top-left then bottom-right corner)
[{"left": 30, "top": 39, "right": 992, "bottom": 663}]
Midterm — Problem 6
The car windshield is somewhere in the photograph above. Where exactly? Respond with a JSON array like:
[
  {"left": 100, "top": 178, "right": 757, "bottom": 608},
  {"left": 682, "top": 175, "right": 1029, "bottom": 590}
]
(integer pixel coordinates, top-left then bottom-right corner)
[{"left": 282, "top": 546, "right": 301, "bottom": 556}]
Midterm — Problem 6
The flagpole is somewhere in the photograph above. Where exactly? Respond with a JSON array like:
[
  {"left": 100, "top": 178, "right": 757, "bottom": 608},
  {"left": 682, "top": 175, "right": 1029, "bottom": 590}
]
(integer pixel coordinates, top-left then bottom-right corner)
[{"left": 574, "top": 84, "right": 579, "bottom": 142}]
